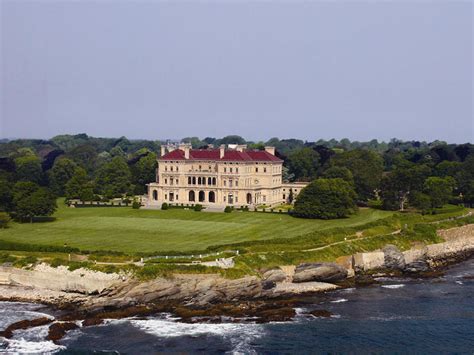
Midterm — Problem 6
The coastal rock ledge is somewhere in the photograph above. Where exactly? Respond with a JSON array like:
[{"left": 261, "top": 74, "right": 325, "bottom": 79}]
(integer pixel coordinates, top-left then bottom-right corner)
[{"left": 292, "top": 263, "right": 348, "bottom": 283}]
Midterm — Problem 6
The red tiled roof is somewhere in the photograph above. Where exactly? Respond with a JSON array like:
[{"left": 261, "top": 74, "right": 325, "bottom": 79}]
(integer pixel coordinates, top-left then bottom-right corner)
[{"left": 160, "top": 149, "right": 282, "bottom": 162}]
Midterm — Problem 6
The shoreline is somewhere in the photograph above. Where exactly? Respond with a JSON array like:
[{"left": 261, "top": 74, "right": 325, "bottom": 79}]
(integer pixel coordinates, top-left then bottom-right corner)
[{"left": 1, "top": 223, "right": 474, "bottom": 341}]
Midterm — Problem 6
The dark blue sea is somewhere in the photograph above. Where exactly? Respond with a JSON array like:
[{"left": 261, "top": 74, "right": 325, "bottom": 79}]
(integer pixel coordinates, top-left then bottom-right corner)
[{"left": 1, "top": 258, "right": 474, "bottom": 354}]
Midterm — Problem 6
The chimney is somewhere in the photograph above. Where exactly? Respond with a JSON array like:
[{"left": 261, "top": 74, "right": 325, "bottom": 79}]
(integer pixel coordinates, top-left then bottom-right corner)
[
  {"left": 219, "top": 144, "right": 226, "bottom": 159},
  {"left": 184, "top": 144, "right": 191, "bottom": 159},
  {"left": 236, "top": 144, "right": 247, "bottom": 152},
  {"left": 160, "top": 145, "right": 166, "bottom": 157},
  {"left": 265, "top": 146, "right": 275, "bottom": 155}
]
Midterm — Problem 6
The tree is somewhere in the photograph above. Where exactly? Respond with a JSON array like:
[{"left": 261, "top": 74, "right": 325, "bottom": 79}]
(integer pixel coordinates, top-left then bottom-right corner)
[
  {"left": 0, "top": 212, "right": 11, "bottom": 228},
  {"left": 14, "top": 155, "right": 43, "bottom": 184},
  {"left": 380, "top": 165, "right": 431, "bottom": 211},
  {"left": 322, "top": 166, "right": 354, "bottom": 186},
  {"left": 0, "top": 177, "right": 13, "bottom": 211},
  {"left": 130, "top": 152, "right": 157, "bottom": 194},
  {"left": 67, "top": 144, "right": 98, "bottom": 173},
  {"left": 95, "top": 156, "right": 132, "bottom": 198},
  {"left": 410, "top": 191, "right": 432, "bottom": 213},
  {"left": 287, "top": 148, "right": 320, "bottom": 181},
  {"left": 423, "top": 176, "right": 455, "bottom": 208},
  {"left": 12, "top": 182, "right": 57, "bottom": 222},
  {"left": 293, "top": 178, "right": 357, "bottom": 219},
  {"left": 65, "top": 167, "right": 94, "bottom": 201},
  {"left": 48, "top": 158, "right": 77, "bottom": 196},
  {"left": 288, "top": 188, "right": 294, "bottom": 204},
  {"left": 331, "top": 149, "right": 384, "bottom": 201}
]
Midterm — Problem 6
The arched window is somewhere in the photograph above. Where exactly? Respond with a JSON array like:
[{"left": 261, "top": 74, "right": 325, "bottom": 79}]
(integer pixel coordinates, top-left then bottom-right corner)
[
  {"left": 208, "top": 177, "right": 212, "bottom": 185},
  {"left": 198, "top": 177, "right": 201, "bottom": 185},
  {"left": 188, "top": 177, "right": 191, "bottom": 185},
  {"left": 246, "top": 193, "right": 252, "bottom": 204},
  {"left": 212, "top": 177, "right": 216, "bottom": 185},
  {"left": 189, "top": 190, "right": 195, "bottom": 202},
  {"left": 199, "top": 191, "right": 205, "bottom": 202},
  {"left": 192, "top": 177, "right": 196, "bottom": 185},
  {"left": 209, "top": 191, "right": 215, "bottom": 203},
  {"left": 153, "top": 190, "right": 158, "bottom": 200}
]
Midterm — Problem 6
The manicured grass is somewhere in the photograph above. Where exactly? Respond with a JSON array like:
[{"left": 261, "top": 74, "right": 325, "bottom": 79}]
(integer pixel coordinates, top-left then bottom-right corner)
[{"left": 0, "top": 201, "right": 394, "bottom": 253}]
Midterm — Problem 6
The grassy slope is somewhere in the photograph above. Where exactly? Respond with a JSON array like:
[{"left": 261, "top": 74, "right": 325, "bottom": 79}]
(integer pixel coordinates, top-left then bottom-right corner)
[{"left": 0, "top": 201, "right": 393, "bottom": 253}]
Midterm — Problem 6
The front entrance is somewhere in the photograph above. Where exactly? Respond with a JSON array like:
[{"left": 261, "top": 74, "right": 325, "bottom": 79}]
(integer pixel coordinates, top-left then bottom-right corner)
[
  {"left": 169, "top": 193, "right": 174, "bottom": 202},
  {"left": 209, "top": 191, "right": 215, "bottom": 203},
  {"left": 246, "top": 193, "right": 252, "bottom": 204},
  {"left": 199, "top": 191, "right": 205, "bottom": 202},
  {"left": 189, "top": 190, "right": 195, "bottom": 202}
]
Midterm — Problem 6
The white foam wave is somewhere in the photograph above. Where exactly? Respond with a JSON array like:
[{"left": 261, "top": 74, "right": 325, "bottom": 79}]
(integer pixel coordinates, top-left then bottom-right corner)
[
  {"left": 331, "top": 298, "right": 348, "bottom": 303},
  {"left": 127, "top": 316, "right": 264, "bottom": 354},
  {"left": 455, "top": 281, "right": 464, "bottom": 285},
  {"left": 2, "top": 337, "right": 65, "bottom": 354},
  {"left": 381, "top": 284, "right": 405, "bottom": 289},
  {"left": 340, "top": 288, "right": 356, "bottom": 293}
]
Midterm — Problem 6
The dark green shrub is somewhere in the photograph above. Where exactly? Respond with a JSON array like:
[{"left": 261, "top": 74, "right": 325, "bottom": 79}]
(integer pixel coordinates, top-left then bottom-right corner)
[
  {"left": 224, "top": 206, "right": 232, "bottom": 213},
  {"left": 161, "top": 202, "right": 169, "bottom": 210},
  {"left": 0, "top": 212, "right": 11, "bottom": 228},
  {"left": 14, "top": 256, "right": 38, "bottom": 268},
  {"left": 50, "top": 258, "right": 68, "bottom": 268},
  {"left": 132, "top": 201, "right": 141, "bottom": 209},
  {"left": 194, "top": 204, "right": 203, "bottom": 212},
  {"left": 0, "top": 252, "right": 16, "bottom": 264}
]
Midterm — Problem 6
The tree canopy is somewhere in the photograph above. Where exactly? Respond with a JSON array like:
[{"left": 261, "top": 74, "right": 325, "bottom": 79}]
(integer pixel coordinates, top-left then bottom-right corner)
[{"left": 293, "top": 178, "right": 357, "bottom": 219}]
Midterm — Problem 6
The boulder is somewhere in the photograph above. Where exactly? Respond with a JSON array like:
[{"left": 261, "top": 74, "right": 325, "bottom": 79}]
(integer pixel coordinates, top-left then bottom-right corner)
[
  {"left": 383, "top": 245, "right": 406, "bottom": 270},
  {"left": 262, "top": 268, "right": 287, "bottom": 283},
  {"left": 353, "top": 251, "right": 385, "bottom": 272},
  {"left": 292, "top": 263, "right": 348, "bottom": 283}
]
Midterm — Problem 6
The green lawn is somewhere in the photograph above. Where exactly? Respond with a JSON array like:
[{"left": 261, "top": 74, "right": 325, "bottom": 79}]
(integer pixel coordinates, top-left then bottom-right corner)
[{"left": 0, "top": 202, "right": 394, "bottom": 253}]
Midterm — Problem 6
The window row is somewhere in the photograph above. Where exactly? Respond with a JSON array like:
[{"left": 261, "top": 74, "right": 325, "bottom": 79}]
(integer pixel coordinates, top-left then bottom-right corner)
[{"left": 188, "top": 176, "right": 217, "bottom": 186}]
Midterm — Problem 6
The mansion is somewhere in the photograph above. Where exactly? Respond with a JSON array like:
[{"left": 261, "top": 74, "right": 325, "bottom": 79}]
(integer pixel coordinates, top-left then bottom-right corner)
[{"left": 147, "top": 144, "right": 307, "bottom": 208}]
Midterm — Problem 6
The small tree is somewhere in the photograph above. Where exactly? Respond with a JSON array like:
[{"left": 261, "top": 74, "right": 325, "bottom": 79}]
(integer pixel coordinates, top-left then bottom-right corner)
[
  {"left": 0, "top": 212, "right": 11, "bottom": 228},
  {"left": 14, "top": 187, "right": 57, "bottom": 223},
  {"left": 224, "top": 206, "right": 232, "bottom": 213},
  {"left": 293, "top": 178, "right": 357, "bottom": 219},
  {"left": 288, "top": 189, "right": 294, "bottom": 204},
  {"left": 423, "top": 176, "right": 455, "bottom": 208},
  {"left": 161, "top": 202, "right": 169, "bottom": 210},
  {"left": 194, "top": 204, "right": 203, "bottom": 212}
]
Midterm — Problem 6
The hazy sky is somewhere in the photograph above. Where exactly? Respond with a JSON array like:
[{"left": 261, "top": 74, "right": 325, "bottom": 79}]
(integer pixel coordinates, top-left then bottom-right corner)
[{"left": 1, "top": 0, "right": 472, "bottom": 143}]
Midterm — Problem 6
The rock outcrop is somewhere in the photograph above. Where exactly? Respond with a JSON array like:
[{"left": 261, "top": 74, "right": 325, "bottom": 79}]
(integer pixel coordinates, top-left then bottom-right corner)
[
  {"left": 382, "top": 245, "right": 406, "bottom": 270},
  {"left": 262, "top": 268, "right": 287, "bottom": 283},
  {"left": 292, "top": 263, "right": 348, "bottom": 283}
]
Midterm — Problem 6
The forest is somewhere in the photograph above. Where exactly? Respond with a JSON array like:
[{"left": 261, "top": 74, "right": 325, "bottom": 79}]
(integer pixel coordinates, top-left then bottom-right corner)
[{"left": 0, "top": 134, "right": 473, "bottom": 223}]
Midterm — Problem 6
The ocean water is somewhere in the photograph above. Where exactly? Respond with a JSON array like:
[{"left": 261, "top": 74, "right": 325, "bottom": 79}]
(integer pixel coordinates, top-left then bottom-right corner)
[{"left": 1, "top": 258, "right": 473, "bottom": 354}]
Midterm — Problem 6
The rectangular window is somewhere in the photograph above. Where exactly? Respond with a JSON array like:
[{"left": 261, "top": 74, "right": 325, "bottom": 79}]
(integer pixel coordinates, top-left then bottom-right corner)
[
  {"left": 171, "top": 166, "right": 173, "bottom": 171},
  {"left": 263, "top": 196, "right": 266, "bottom": 202},
  {"left": 256, "top": 168, "right": 259, "bottom": 173},
  {"left": 165, "top": 178, "right": 168, "bottom": 184},
  {"left": 264, "top": 168, "right": 267, "bottom": 173},
  {"left": 236, "top": 168, "right": 239, "bottom": 173},
  {"left": 165, "top": 166, "right": 168, "bottom": 171},
  {"left": 165, "top": 194, "right": 167, "bottom": 200},
  {"left": 235, "top": 181, "right": 238, "bottom": 187},
  {"left": 235, "top": 197, "right": 238, "bottom": 203},
  {"left": 176, "top": 179, "right": 178, "bottom": 184},
  {"left": 224, "top": 167, "right": 227, "bottom": 173},
  {"left": 224, "top": 180, "right": 227, "bottom": 186}
]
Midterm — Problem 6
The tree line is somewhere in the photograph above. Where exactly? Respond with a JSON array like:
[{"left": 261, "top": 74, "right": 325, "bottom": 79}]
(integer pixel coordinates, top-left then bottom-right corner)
[{"left": 0, "top": 133, "right": 473, "bottom": 222}]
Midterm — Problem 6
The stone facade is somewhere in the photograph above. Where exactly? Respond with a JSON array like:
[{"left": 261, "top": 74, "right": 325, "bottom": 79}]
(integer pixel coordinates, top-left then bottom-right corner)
[{"left": 147, "top": 144, "right": 307, "bottom": 208}]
